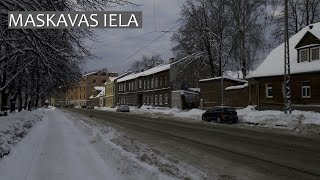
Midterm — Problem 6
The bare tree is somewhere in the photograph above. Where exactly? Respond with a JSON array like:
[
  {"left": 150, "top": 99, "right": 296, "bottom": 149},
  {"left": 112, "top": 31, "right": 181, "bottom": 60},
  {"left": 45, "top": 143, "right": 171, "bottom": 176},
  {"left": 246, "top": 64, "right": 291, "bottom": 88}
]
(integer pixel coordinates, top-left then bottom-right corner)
[
  {"left": 271, "top": 0, "right": 320, "bottom": 45},
  {"left": 0, "top": 0, "right": 132, "bottom": 112},
  {"left": 129, "top": 54, "right": 164, "bottom": 72}
]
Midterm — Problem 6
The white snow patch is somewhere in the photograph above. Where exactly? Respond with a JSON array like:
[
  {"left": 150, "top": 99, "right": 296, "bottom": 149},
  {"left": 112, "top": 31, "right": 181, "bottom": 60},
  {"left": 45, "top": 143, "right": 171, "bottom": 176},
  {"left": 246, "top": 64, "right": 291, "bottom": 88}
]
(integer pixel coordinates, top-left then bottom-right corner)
[
  {"left": 0, "top": 109, "right": 45, "bottom": 158},
  {"left": 225, "top": 83, "right": 249, "bottom": 90}
]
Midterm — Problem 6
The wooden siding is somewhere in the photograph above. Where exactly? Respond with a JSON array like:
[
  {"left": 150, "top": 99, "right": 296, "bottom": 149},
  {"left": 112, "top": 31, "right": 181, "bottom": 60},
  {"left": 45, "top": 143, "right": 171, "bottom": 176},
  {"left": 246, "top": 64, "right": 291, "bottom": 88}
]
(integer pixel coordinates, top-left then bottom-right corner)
[
  {"left": 199, "top": 79, "right": 248, "bottom": 107},
  {"left": 250, "top": 72, "right": 320, "bottom": 110}
]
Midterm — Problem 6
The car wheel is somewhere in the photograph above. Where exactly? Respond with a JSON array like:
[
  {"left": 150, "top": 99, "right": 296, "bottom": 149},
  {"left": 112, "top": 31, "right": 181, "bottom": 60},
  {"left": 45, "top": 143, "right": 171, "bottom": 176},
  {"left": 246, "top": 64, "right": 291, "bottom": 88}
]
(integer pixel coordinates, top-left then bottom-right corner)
[{"left": 217, "top": 117, "right": 222, "bottom": 123}]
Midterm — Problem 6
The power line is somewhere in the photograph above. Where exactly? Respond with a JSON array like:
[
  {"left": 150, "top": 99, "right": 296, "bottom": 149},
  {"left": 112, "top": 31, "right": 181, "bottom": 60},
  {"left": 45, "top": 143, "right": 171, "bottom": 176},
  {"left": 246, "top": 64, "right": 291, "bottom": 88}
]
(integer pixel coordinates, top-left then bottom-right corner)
[
  {"left": 109, "top": 22, "right": 181, "bottom": 71},
  {"left": 99, "top": 31, "right": 155, "bottom": 47}
]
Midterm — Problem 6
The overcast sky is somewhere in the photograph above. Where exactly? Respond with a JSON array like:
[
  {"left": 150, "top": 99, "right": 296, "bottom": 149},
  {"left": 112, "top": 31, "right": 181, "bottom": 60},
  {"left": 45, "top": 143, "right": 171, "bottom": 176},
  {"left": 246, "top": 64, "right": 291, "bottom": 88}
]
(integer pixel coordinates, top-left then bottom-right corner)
[{"left": 83, "top": 0, "right": 184, "bottom": 74}]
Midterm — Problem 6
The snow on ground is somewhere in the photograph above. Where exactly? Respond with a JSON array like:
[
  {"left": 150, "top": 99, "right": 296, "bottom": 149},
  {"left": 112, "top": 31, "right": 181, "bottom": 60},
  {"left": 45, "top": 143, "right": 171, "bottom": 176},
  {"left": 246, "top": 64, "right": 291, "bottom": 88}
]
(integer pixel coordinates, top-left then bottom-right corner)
[
  {"left": 0, "top": 109, "right": 44, "bottom": 158},
  {"left": 96, "top": 105, "right": 320, "bottom": 133},
  {"left": 0, "top": 109, "right": 123, "bottom": 180},
  {"left": 65, "top": 111, "right": 208, "bottom": 180}
]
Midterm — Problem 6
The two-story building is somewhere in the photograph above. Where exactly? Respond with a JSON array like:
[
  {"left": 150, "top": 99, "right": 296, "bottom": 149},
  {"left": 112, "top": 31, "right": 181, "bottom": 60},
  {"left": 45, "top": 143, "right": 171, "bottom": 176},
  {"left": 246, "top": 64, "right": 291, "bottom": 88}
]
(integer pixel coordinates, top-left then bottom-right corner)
[
  {"left": 116, "top": 64, "right": 172, "bottom": 107},
  {"left": 247, "top": 23, "right": 320, "bottom": 111},
  {"left": 105, "top": 76, "right": 117, "bottom": 107}
]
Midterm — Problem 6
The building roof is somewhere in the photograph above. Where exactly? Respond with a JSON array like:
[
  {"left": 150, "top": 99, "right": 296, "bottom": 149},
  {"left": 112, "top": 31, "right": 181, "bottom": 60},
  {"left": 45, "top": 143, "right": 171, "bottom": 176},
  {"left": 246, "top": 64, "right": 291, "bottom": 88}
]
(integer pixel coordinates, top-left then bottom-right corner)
[
  {"left": 117, "top": 64, "right": 171, "bottom": 83},
  {"left": 247, "top": 23, "right": 320, "bottom": 78},
  {"left": 199, "top": 76, "right": 248, "bottom": 83}
]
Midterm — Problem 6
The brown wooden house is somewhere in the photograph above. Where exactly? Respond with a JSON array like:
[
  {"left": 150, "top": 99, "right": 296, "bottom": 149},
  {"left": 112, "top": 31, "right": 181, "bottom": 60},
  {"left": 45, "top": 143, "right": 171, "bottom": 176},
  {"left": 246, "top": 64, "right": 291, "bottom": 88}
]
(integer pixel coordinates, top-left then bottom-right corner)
[
  {"left": 247, "top": 23, "right": 320, "bottom": 112},
  {"left": 199, "top": 76, "right": 248, "bottom": 108}
]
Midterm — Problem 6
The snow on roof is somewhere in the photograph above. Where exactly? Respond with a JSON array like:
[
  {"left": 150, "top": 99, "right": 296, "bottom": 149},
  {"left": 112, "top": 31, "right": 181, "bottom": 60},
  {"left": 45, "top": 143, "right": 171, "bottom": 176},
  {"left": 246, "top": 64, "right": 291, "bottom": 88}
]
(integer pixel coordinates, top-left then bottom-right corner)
[
  {"left": 199, "top": 76, "right": 248, "bottom": 83},
  {"left": 247, "top": 23, "right": 320, "bottom": 78},
  {"left": 117, "top": 64, "right": 171, "bottom": 82},
  {"left": 94, "top": 86, "right": 104, "bottom": 91},
  {"left": 225, "top": 83, "right": 249, "bottom": 90}
]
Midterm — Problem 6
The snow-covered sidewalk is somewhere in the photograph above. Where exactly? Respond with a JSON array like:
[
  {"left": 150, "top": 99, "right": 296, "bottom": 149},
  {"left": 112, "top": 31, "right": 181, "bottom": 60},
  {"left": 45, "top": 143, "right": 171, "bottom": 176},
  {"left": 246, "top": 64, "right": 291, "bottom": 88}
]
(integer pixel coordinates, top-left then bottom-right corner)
[{"left": 0, "top": 109, "right": 121, "bottom": 180}]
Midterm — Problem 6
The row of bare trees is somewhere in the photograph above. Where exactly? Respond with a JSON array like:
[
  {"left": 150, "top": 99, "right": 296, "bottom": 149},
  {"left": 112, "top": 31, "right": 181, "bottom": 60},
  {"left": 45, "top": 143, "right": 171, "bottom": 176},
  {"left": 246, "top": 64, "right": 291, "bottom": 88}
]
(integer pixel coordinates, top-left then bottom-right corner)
[
  {"left": 171, "top": 0, "right": 320, "bottom": 81},
  {"left": 0, "top": 0, "right": 131, "bottom": 112}
]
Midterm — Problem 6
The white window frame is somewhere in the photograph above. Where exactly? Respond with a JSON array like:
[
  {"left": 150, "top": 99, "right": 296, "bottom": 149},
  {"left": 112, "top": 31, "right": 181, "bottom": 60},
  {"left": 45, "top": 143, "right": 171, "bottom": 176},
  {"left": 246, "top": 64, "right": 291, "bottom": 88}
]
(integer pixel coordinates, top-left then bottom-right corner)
[
  {"left": 311, "top": 47, "right": 320, "bottom": 61},
  {"left": 155, "top": 95, "right": 158, "bottom": 106},
  {"left": 299, "top": 49, "right": 309, "bottom": 63},
  {"left": 151, "top": 79, "right": 154, "bottom": 88},
  {"left": 266, "top": 83, "right": 273, "bottom": 98},
  {"left": 160, "top": 77, "right": 163, "bottom": 87},
  {"left": 301, "top": 81, "right": 311, "bottom": 98},
  {"left": 139, "top": 80, "right": 142, "bottom": 89}
]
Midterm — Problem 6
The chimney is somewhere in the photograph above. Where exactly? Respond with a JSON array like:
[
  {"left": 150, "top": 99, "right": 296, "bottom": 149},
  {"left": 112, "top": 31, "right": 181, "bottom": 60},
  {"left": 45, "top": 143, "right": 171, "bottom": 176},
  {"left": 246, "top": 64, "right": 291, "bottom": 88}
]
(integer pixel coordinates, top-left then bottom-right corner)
[
  {"left": 309, "top": 25, "right": 314, "bottom": 29},
  {"left": 140, "top": 68, "right": 144, "bottom": 72}
]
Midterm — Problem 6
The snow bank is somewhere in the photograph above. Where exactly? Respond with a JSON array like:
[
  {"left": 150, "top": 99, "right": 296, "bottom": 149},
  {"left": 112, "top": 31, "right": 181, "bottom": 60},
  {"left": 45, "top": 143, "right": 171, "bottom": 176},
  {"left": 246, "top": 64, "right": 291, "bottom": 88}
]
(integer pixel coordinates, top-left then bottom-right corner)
[
  {"left": 0, "top": 110, "right": 44, "bottom": 158},
  {"left": 131, "top": 106, "right": 205, "bottom": 121},
  {"left": 237, "top": 106, "right": 320, "bottom": 128}
]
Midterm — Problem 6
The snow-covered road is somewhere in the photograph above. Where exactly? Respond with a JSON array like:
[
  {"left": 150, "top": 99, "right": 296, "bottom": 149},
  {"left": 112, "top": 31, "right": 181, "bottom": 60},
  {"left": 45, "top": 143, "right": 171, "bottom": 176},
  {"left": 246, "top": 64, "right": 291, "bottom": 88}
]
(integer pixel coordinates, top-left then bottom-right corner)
[{"left": 0, "top": 109, "right": 120, "bottom": 180}]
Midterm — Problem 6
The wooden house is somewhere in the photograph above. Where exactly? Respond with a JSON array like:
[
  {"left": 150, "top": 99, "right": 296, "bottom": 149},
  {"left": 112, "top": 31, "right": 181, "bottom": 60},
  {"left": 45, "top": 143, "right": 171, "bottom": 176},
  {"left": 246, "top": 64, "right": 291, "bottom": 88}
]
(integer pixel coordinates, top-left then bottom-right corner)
[{"left": 247, "top": 23, "right": 320, "bottom": 112}]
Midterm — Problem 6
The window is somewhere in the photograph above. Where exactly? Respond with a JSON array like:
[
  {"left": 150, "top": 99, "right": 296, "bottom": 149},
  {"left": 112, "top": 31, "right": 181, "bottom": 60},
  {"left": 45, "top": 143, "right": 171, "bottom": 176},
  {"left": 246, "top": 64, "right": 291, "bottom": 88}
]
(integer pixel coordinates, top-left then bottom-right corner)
[
  {"left": 147, "top": 80, "right": 150, "bottom": 89},
  {"left": 147, "top": 96, "right": 149, "bottom": 105},
  {"left": 101, "top": 72, "right": 107, "bottom": 76},
  {"left": 155, "top": 95, "right": 158, "bottom": 105},
  {"left": 139, "top": 80, "right": 142, "bottom": 88},
  {"left": 266, "top": 83, "right": 273, "bottom": 98},
  {"left": 93, "top": 80, "right": 96, "bottom": 84},
  {"left": 155, "top": 78, "right": 158, "bottom": 88},
  {"left": 311, "top": 47, "right": 320, "bottom": 61},
  {"left": 159, "top": 94, "right": 163, "bottom": 105},
  {"left": 300, "top": 49, "right": 309, "bottom": 62},
  {"left": 143, "top": 80, "right": 146, "bottom": 89},
  {"left": 151, "top": 79, "right": 154, "bottom": 88},
  {"left": 164, "top": 76, "right": 168, "bottom": 86},
  {"left": 301, "top": 81, "right": 311, "bottom": 98},
  {"left": 164, "top": 94, "right": 168, "bottom": 104},
  {"left": 151, "top": 96, "right": 154, "bottom": 105},
  {"left": 160, "top": 77, "right": 163, "bottom": 87}
]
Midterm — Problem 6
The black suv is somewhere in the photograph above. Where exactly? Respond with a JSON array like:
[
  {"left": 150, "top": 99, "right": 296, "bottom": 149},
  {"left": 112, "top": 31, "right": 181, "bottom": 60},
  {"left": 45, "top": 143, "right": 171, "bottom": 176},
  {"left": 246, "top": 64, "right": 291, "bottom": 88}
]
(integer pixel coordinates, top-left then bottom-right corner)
[{"left": 202, "top": 106, "right": 238, "bottom": 123}]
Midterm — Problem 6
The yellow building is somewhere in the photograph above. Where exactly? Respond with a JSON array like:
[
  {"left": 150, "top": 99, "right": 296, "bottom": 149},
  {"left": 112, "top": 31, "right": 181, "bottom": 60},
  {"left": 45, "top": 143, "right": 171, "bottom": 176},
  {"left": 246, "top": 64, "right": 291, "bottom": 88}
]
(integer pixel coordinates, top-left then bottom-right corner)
[{"left": 105, "top": 77, "right": 117, "bottom": 107}]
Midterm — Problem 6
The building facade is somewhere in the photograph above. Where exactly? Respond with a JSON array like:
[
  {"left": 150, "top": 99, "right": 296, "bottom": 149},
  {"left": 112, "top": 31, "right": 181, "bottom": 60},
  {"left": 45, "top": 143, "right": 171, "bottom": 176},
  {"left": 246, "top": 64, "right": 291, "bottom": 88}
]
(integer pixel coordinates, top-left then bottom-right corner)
[
  {"left": 105, "top": 77, "right": 117, "bottom": 107},
  {"left": 66, "top": 71, "right": 118, "bottom": 107},
  {"left": 116, "top": 64, "right": 172, "bottom": 107},
  {"left": 199, "top": 76, "right": 248, "bottom": 108},
  {"left": 247, "top": 23, "right": 320, "bottom": 111}
]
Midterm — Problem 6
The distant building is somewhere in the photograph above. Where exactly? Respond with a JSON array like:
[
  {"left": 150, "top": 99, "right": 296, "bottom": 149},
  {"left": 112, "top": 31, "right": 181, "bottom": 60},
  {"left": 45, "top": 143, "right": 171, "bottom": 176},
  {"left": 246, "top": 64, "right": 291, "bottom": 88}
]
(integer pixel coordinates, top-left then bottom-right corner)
[
  {"left": 66, "top": 71, "right": 118, "bottom": 107},
  {"left": 247, "top": 23, "right": 320, "bottom": 111},
  {"left": 105, "top": 77, "right": 117, "bottom": 107},
  {"left": 116, "top": 64, "right": 172, "bottom": 107}
]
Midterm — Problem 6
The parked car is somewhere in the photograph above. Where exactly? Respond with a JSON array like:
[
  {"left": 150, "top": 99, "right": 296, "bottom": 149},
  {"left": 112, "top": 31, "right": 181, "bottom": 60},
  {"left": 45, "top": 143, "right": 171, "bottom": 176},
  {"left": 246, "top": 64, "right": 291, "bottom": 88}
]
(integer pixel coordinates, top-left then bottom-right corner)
[
  {"left": 81, "top": 105, "right": 87, "bottom": 108},
  {"left": 202, "top": 106, "right": 238, "bottom": 123},
  {"left": 86, "top": 105, "right": 94, "bottom": 109},
  {"left": 116, "top": 105, "right": 130, "bottom": 112}
]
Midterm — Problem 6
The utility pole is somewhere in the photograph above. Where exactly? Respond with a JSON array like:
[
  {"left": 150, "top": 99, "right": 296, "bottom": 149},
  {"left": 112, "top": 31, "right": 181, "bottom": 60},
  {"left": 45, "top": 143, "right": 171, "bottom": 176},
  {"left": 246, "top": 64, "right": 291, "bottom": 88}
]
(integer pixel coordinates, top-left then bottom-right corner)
[{"left": 284, "top": 0, "right": 292, "bottom": 114}]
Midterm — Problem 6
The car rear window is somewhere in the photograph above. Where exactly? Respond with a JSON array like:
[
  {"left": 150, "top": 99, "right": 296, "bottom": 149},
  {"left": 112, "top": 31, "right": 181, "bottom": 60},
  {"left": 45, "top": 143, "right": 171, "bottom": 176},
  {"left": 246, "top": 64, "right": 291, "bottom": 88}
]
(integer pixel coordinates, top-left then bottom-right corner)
[{"left": 223, "top": 108, "right": 235, "bottom": 112}]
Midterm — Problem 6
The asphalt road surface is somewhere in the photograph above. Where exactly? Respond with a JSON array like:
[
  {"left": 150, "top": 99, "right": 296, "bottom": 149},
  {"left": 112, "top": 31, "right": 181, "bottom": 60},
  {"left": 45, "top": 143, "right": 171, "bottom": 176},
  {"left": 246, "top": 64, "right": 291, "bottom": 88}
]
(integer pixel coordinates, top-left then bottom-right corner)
[{"left": 67, "top": 108, "right": 320, "bottom": 180}]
